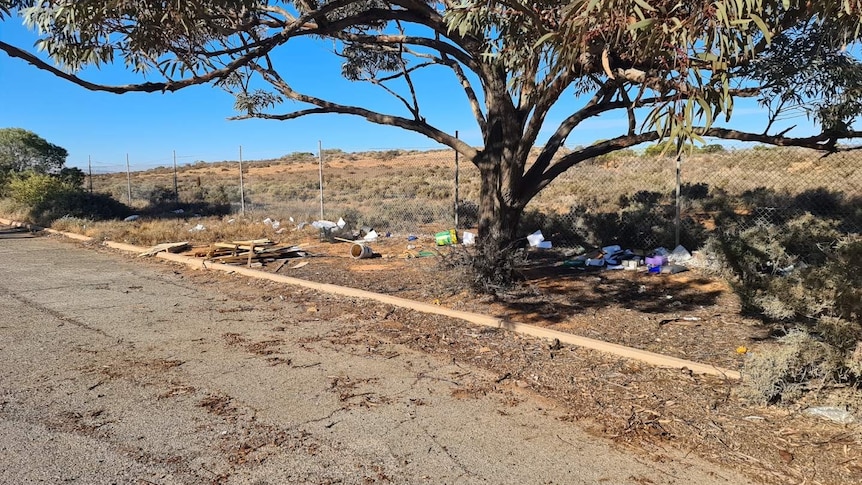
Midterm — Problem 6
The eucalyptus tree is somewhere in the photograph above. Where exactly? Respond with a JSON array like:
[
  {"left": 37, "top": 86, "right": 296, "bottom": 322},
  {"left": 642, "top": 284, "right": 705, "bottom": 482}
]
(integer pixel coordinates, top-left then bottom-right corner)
[
  {"left": 0, "top": 127, "right": 68, "bottom": 174},
  {"left": 3, "top": 0, "right": 862, "bottom": 285}
]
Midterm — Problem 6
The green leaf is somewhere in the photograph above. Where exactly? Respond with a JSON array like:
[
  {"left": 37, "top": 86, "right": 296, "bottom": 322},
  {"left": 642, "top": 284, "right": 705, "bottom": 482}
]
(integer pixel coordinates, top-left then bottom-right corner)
[
  {"left": 633, "top": 0, "right": 657, "bottom": 13},
  {"left": 749, "top": 13, "right": 772, "bottom": 43},
  {"left": 627, "top": 18, "right": 654, "bottom": 32}
]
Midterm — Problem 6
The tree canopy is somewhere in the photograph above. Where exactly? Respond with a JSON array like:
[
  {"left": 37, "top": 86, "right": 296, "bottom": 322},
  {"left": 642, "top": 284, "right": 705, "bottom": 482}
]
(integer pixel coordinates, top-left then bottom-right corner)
[
  {"left": 0, "top": 127, "right": 68, "bottom": 174},
  {"left": 3, "top": 0, "right": 862, "bottom": 284}
]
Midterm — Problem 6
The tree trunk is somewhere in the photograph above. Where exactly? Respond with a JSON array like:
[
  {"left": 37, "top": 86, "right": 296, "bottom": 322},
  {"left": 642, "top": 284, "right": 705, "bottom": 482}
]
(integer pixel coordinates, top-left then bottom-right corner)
[{"left": 472, "top": 156, "right": 525, "bottom": 289}]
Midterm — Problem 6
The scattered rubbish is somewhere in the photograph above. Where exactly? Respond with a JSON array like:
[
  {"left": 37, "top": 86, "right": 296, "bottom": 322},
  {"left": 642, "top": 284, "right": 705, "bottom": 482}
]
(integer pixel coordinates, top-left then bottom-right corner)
[
  {"left": 172, "top": 209, "right": 184, "bottom": 214},
  {"left": 804, "top": 406, "right": 855, "bottom": 424},
  {"left": 189, "top": 223, "right": 206, "bottom": 232},
  {"left": 123, "top": 215, "right": 140, "bottom": 222},
  {"left": 462, "top": 231, "right": 476, "bottom": 246},
  {"left": 314, "top": 220, "right": 351, "bottom": 242},
  {"left": 668, "top": 245, "right": 692, "bottom": 263},
  {"left": 289, "top": 217, "right": 295, "bottom": 223},
  {"left": 536, "top": 240, "right": 552, "bottom": 249},
  {"left": 407, "top": 235, "right": 418, "bottom": 241},
  {"left": 139, "top": 241, "right": 191, "bottom": 257},
  {"left": 350, "top": 243, "right": 374, "bottom": 259},
  {"left": 290, "top": 261, "right": 309, "bottom": 269},
  {"left": 363, "top": 230, "right": 378, "bottom": 242},
  {"left": 227, "top": 218, "right": 236, "bottom": 224},
  {"left": 602, "top": 244, "right": 622, "bottom": 255},
  {"left": 417, "top": 250, "right": 436, "bottom": 257},
  {"left": 659, "top": 316, "right": 702, "bottom": 327},
  {"left": 263, "top": 218, "right": 282, "bottom": 230},
  {"left": 645, "top": 255, "right": 667, "bottom": 267},
  {"left": 661, "top": 264, "right": 688, "bottom": 274},
  {"left": 561, "top": 244, "right": 693, "bottom": 275},
  {"left": 435, "top": 229, "right": 458, "bottom": 246},
  {"left": 526, "top": 230, "right": 545, "bottom": 247},
  {"left": 311, "top": 220, "right": 338, "bottom": 230},
  {"left": 736, "top": 346, "right": 748, "bottom": 354}
]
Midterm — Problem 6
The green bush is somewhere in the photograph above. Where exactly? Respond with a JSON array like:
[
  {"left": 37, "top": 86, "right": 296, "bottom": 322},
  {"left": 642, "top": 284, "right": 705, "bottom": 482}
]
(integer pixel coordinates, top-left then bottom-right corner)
[
  {"left": 4, "top": 171, "right": 130, "bottom": 224},
  {"left": 7, "top": 172, "right": 76, "bottom": 206}
]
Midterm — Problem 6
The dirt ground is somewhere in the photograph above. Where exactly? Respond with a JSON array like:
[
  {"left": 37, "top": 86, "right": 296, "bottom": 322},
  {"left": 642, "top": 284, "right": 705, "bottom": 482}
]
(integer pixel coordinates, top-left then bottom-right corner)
[
  {"left": 1, "top": 226, "right": 754, "bottom": 484},
  {"left": 2, "top": 224, "right": 861, "bottom": 484},
  {"left": 230, "top": 230, "right": 862, "bottom": 484}
]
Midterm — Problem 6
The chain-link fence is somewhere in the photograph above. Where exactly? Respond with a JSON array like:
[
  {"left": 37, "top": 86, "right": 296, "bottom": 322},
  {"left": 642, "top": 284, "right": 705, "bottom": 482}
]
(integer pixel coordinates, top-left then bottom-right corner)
[
  {"left": 87, "top": 145, "right": 860, "bottom": 249},
  {"left": 457, "top": 146, "right": 861, "bottom": 250}
]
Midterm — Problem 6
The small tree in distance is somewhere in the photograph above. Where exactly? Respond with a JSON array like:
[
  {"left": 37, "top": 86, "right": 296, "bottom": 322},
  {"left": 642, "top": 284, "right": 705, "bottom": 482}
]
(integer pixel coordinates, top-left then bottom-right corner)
[
  {"left": 0, "top": 127, "right": 68, "bottom": 174},
  {"left": 2, "top": 1, "right": 862, "bottom": 287}
]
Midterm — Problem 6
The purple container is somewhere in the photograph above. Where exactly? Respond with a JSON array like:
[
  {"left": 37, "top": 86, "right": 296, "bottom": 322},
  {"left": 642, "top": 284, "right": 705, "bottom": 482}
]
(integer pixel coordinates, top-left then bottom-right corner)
[{"left": 645, "top": 255, "right": 667, "bottom": 267}]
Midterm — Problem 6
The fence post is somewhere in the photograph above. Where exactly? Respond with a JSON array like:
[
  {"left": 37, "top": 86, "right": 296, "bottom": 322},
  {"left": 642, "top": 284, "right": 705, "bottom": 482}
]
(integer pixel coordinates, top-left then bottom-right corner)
[
  {"left": 675, "top": 153, "right": 682, "bottom": 248},
  {"left": 454, "top": 130, "right": 460, "bottom": 229},
  {"left": 126, "top": 153, "right": 132, "bottom": 205},
  {"left": 172, "top": 150, "right": 179, "bottom": 205},
  {"left": 88, "top": 155, "right": 93, "bottom": 193},
  {"left": 239, "top": 145, "right": 246, "bottom": 216},
  {"left": 318, "top": 140, "right": 325, "bottom": 220}
]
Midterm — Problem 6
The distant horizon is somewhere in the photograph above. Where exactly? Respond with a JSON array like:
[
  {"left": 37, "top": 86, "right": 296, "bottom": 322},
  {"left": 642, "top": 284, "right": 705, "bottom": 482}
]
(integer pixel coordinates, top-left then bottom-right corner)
[{"left": 83, "top": 141, "right": 801, "bottom": 176}]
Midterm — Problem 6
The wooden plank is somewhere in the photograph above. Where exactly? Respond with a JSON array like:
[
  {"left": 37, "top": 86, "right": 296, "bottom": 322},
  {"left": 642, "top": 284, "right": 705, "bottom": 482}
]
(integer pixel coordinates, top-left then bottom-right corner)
[
  {"left": 139, "top": 241, "right": 190, "bottom": 257},
  {"left": 272, "top": 259, "right": 289, "bottom": 273}
]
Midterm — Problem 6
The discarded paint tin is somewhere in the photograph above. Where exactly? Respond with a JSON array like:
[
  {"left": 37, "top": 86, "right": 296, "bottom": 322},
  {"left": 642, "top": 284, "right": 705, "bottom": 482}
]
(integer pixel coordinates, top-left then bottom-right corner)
[{"left": 350, "top": 243, "right": 374, "bottom": 259}]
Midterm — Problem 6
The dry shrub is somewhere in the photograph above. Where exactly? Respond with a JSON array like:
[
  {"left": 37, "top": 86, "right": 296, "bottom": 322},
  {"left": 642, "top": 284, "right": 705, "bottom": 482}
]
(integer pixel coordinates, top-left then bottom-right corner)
[
  {"left": 740, "top": 330, "right": 845, "bottom": 405},
  {"left": 701, "top": 216, "right": 862, "bottom": 405}
]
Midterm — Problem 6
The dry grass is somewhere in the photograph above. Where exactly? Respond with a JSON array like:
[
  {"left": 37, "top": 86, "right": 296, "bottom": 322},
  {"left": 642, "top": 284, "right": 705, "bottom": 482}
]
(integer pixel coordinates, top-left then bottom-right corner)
[{"left": 87, "top": 147, "right": 860, "bottom": 235}]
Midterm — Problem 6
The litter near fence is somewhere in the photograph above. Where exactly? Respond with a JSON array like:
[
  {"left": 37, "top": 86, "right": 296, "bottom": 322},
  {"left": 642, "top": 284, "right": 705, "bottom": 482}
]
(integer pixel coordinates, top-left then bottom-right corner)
[
  {"left": 527, "top": 230, "right": 553, "bottom": 249},
  {"left": 562, "top": 243, "right": 692, "bottom": 275},
  {"left": 435, "top": 229, "right": 458, "bottom": 246}
]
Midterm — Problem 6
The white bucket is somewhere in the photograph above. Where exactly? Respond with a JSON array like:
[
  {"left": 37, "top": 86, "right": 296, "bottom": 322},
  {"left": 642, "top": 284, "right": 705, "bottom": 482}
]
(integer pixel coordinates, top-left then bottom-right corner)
[{"left": 350, "top": 243, "right": 374, "bottom": 259}]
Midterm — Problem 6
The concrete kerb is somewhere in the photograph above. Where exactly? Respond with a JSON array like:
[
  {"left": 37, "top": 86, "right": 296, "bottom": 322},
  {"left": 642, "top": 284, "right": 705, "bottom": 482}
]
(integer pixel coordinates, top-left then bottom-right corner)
[{"left": 1, "top": 217, "right": 741, "bottom": 380}]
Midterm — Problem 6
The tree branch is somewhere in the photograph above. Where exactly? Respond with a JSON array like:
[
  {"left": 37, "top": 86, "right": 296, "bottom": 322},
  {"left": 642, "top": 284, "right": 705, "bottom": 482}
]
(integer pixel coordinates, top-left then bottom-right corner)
[
  {"left": 440, "top": 49, "right": 487, "bottom": 136},
  {"left": 247, "top": 65, "right": 478, "bottom": 159},
  {"left": 0, "top": 35, "right": 283, "bottom": 93}
]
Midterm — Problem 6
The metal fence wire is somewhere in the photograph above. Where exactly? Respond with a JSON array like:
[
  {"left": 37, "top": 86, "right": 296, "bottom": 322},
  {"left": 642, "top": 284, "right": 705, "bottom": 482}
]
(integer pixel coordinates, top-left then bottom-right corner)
[{"left": 90, "top": 145, "right": 860, "bottom": 251}]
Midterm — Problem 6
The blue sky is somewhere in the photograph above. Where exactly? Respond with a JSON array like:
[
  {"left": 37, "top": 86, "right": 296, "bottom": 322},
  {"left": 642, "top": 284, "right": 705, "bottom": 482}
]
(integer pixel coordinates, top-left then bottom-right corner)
[{"left": 0, "top": 15, "right": 820, "bottom": 173}]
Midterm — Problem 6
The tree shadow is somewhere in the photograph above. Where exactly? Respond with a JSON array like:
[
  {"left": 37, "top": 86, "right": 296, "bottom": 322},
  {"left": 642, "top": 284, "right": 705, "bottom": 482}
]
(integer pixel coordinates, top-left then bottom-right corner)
[{"left": 498, "top": 185, "right": 859, "bottom": 325}]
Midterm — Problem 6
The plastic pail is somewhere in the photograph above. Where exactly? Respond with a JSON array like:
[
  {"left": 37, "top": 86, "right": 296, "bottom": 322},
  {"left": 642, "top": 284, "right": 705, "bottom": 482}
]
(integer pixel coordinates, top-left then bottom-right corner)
[{"left": 350, "top": 243, "right": 374, "bottom": 259}]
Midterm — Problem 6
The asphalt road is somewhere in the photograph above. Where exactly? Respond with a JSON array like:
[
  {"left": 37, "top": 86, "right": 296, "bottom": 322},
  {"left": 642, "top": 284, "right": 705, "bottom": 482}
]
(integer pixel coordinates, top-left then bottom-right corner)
[{"left": 0, "top": 227, "right": 751, "bottom": 484}]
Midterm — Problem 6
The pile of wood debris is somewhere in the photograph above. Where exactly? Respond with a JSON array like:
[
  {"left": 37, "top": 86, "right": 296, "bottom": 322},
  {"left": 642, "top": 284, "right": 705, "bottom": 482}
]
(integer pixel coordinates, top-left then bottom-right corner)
[{"left": 139, "top": 239, "right": 306, "bottom": 268}]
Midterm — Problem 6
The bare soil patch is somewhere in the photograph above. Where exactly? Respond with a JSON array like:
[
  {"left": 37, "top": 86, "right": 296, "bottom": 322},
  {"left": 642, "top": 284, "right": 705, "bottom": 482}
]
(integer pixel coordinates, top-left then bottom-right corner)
[{"left": 163, "top": 230, "right": 861, "bottom": 485}]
